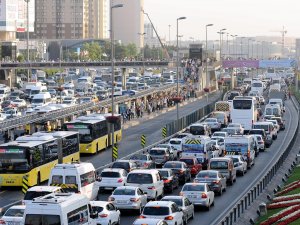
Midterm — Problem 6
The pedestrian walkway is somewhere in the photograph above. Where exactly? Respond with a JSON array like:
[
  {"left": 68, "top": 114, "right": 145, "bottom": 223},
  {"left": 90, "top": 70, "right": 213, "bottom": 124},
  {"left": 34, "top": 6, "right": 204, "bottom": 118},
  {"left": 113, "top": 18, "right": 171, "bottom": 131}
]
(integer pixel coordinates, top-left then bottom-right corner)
[{"left": 122, "top": 90, "right": 221, "bottom": 130}]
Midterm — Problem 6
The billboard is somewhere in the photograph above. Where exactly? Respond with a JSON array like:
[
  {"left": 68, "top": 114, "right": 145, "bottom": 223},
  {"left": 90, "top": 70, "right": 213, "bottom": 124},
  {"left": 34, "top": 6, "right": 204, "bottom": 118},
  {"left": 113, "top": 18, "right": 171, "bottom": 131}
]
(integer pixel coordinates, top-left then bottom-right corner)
[
  {"left": 259, "top": 59, "right": 297, "bottom": 68},
  {"left": 189, "top": 44, "right": 202, "bottom": 61},
  {"left": 222, "top": 60, "right": 259, "bottom": 68}
]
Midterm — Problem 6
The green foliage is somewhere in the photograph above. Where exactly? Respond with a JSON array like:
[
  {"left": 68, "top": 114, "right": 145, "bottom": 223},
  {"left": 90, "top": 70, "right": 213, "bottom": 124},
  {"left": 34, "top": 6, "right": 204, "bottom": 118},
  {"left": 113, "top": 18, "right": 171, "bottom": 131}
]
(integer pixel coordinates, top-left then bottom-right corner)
[
  {"left": 44, "top": 68, "right": 63, "bottom": 76},
  {"left": 17, "top": 54, "right": 25, "bottom": 62},
  {"left": 125, "top": 43, "right": 138, "bottom": 58},
  {"left": 82, "top": 42, "right": 102, "bottom": 60}
]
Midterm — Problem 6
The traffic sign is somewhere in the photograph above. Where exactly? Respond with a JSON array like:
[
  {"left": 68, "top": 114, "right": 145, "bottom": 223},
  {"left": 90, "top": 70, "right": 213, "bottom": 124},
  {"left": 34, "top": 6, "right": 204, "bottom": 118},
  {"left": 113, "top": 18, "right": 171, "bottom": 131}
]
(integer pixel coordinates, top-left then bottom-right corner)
[
  {"left": 22, "top": 175, "right": 29, "bottom": 194},
  {"left": 141, "top": 134, "right": 146, "bottom": 148},
  {"left": 112, "top": 144, "right": 118, "bottom": 161},
  {"left": 162, "top": 127, "right": 167, "bottom": 138}
]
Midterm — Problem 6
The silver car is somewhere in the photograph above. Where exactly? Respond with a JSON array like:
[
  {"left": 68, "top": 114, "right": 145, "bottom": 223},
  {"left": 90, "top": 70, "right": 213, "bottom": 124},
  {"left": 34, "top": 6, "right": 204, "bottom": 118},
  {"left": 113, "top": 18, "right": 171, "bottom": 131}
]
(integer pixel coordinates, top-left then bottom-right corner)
[
  {"left": 225, "top": 155, "right": 247, "bottom": 176},
  {"left": 130, "top": 153, "right": 155, "bottom": 169},
  {"left": 108, "top": 186, "right": 148, "bottom": 214},
  {"left": 148, "top": 147, "right": 172, "bottom": 166},
  {"left": 161, "top": 196, "right": 194, "bottom": 225}
]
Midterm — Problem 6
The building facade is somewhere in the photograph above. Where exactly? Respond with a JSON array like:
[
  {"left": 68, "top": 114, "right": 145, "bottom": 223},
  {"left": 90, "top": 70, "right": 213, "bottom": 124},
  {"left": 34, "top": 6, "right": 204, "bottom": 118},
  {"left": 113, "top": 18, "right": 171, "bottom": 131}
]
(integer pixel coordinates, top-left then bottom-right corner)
[
  {"left": 0, "top": 0, "right": 34, "bottom": 41},
  {"left": 112, "top": 0, "right": 144, "bottom": 48},
  {"left": 34, "top": 0, "right": 109, "bottom": 39}
]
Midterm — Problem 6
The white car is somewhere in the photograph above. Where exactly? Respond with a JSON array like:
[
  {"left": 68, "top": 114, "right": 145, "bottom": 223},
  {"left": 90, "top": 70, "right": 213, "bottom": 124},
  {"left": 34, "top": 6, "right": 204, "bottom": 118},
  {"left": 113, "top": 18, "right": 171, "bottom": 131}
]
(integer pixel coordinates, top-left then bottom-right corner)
[
  {"left": 180, "top": 183, "right": 215, "bottom": 210},
  {"left": 133, "top": 218, "right": 168, "bottom": 225},
  {"left": 227, "top": 123, "right": 244, "bottom": 134},
  {"left": 141, "top": 201, "right": 184, "bottom": 225},
  {"left": 168, "top": 138, "right": 182, "bottom": 157},
  {"left": 90, "top": 201, "right": 120, "bottom": 225},
  {"left": 0, "top": 205, "right": 25, "bottom": 225},
  {"left": 267, "top": 120, "right": 280, "bottom": 134},
  {"left": 11, "top": 98, "right": 27, "bottom": 108},
  {"left": 211, "top": 131, "right": 228, "bottom": 138},
  {"left": 98, "top": 168, "right": 128, "bottom": 192},
  {"left": 252, "top": 134, "right": 265, "bottom": 151},
  {"left": 225, "top": 155, "right": 248, "bottom": 176},
  {"left": 204, "top": 118, "right": 221, "bottom": 131},
  {"left": 108, "top": 186, "right": 148, "bottom": 214}
]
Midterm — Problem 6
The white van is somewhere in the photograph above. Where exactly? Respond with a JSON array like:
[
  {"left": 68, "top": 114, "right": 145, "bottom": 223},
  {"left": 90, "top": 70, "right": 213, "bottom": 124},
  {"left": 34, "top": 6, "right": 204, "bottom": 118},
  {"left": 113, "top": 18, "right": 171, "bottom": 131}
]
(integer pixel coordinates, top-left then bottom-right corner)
[
  {"left": 23, "top": 186, "right": 62, "bottom": 205},
  {"left": 48, "top": 163, "right": 99, "bottom": 200},
  {"left": 31, "top": 92, "right": 52, "bottom": 108},
  {"left": 29, "top": 86, "right": 47, "bottom": 99},
  {"left": 0, "top": 85, "right": 11, "bottom": 102},
  {"left": 264, "top": 104, "right": 282, "bottom": 117},
  {"left": 125, "top": 169, "right": 164, "bottom": 200},
  {"left": 23, "top": 193, "right": 96, "bottom": 225}
]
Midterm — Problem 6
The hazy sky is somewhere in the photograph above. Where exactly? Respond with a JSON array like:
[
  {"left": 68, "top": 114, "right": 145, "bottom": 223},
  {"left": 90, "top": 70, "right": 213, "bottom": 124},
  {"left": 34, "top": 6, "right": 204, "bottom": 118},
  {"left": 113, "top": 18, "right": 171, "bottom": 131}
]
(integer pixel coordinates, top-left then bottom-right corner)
[{"left": 144, "top": 0, "right": 299, "bottom": 41}]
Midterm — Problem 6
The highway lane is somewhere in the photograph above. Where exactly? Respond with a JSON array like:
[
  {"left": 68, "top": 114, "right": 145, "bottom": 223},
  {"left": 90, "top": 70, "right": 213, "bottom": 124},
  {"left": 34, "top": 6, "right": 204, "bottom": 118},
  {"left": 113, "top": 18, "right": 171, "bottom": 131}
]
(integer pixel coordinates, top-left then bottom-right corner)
[
  {"left": 0, "top": 92, "right": 221, "bottom": 208},
  {"left": 95, "top": 98, "right": 298, "bottom": 225}
]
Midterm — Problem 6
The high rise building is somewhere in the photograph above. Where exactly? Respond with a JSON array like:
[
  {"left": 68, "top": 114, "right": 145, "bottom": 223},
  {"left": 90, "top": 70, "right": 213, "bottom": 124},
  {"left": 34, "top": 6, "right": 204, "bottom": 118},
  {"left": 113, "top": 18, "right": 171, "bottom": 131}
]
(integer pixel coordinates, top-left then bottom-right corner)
[
  {"left": 0, "top": 0, "right": 34, "bottom": 41},
  {"left": 112, "top": 0, "right": 144, "bottom": 48},
  {"left": 35, "top": 0, "right": 109, "bottom": 39}
]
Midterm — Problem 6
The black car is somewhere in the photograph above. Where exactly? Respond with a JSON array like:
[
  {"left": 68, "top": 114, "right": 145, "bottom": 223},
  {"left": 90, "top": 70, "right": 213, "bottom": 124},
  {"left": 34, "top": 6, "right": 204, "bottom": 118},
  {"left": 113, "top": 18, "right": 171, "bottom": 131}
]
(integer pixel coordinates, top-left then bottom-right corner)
[
  {"left": 163, "top": 161, "right": 191, "bottom": 184},
  {"left": 110, "top": 160, "right": 138, "bottom": 173},
  {"left": 158, "top": 169, "right": 179, "bottom": 192},
  {"left": 249, "top": 129, "right": 272, "bottom": 148}
]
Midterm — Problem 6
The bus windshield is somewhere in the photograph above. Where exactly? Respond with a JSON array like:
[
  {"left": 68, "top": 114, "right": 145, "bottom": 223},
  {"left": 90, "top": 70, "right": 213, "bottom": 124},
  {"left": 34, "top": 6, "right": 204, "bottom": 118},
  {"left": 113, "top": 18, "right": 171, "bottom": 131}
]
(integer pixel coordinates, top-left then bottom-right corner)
[
  {"left": 65, "top": 125, "right": 93, "bottom": 143},
  {"left": 0, "top": 147, "right": 30, "bottom": 173},
  {"left": 233, "top": 100, "right": 252, "bottom": 110}
]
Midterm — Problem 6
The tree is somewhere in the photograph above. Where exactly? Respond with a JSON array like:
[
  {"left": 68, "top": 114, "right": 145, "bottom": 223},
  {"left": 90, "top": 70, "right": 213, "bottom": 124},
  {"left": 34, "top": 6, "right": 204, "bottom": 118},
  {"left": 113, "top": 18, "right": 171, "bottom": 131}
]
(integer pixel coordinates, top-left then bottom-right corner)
[
  {"left": 17, "top": 54, "right": 25, "bottom": 62},
  {"left": 82, "top": 42, "right": 102, "bottom": 60},
  {"left": 125, "top": 43, "right": 138, "bottom": 58}
]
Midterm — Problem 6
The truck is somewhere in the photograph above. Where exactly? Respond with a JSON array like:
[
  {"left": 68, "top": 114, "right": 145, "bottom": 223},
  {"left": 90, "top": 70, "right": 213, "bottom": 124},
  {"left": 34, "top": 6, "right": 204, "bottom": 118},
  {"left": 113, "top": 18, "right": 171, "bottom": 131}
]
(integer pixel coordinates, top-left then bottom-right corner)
[
  {"left": 181, "top": 135, "right": 218, "bottom": 169},
  {"left": 224, "top": 135, "right": 256, "bottom": 168}
]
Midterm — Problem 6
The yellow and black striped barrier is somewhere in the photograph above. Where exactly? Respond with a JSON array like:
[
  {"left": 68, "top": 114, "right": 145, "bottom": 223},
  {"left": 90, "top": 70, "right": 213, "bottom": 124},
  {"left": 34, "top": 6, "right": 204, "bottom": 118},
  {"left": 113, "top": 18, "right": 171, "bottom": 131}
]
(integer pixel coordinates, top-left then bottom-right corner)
[
  {"left": 112, "top": 144, "right": 118, "bottom": 161},
  {"left": 185, "top": 139, "right": 201, "bottom": 144},
  {"left": 162, "top": 127, "right": 167, "bottom": 138},
  {"left": 22, "top": 175, "right": 29, "bottom": 194},
  {"left": 141, "top": 135, "right": 146, "bottom": 148}
]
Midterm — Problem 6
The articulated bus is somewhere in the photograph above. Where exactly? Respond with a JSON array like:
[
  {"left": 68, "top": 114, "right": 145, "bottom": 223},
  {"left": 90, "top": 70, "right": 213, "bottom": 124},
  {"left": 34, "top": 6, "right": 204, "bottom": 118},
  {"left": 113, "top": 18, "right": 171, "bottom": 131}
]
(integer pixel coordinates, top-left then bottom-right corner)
[
  {"left": 231, "top": 97, "right": 258, "bottom": 132},
  {"left": 0, "top": 131, "right": 79, "bottom": 187},
  {"left": 63, "top": 113, "right": 122, "bottom": 154}
]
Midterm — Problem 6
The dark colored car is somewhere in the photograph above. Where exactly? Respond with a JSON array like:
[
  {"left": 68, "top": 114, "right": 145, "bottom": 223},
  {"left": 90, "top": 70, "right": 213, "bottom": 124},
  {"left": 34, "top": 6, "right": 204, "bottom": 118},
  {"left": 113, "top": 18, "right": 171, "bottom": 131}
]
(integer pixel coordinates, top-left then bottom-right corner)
[
  {"left": 129, "top": 153, "right": 155, "bottom": 169},
  {"left": 179, "top": 157, "right": 202, "bottom": 176},
  {"left": 1, "top": 100, "right": 12, "bottom": 108},
  {"left": 158, "top": 168, "right": 179, "bottom": 193},
  {"left": 194, "top": 170, "right": 227, "bottom": 195},
  {"left": 110, "top": 160, "right": 138, "bottom": 173},
  {"left": 271, "top": 117, "right": 285, "bottom": 130},
  {"left": 163, "top": 161, "right": 191, "bottom": 184}
]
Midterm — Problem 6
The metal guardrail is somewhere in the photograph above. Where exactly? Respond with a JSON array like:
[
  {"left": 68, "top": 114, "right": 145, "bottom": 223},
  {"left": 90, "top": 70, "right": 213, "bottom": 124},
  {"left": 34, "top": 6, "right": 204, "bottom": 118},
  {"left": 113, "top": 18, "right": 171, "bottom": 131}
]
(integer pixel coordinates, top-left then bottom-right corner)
[
  {"left": 211, "top": 96, "right": 300, "bottom": 225},
  {"left": 0, "top": 61, "right": 169, "bottom": 69},
  {"left": 0, "top": 84, "right": 178, "bottom": 132}
]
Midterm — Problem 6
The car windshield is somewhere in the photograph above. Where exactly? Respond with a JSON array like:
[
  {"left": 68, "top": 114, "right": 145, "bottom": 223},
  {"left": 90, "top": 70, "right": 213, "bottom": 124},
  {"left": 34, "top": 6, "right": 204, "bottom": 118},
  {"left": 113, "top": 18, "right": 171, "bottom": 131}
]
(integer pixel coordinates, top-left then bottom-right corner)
[
  {"left": 164, "top": 163, "right": 182, "bottom": 169},
  {"left": 196, "top": 172, "right": 217, "bottom": 178},
  {"left": 159, "top": 170, "right": 169, "bottom": 178},
  {"left": 4, "top": 208, "right": 24, "bottom": 217},
  {"left": 24, "top": 214, "right": 60, "bottom": 225},
  {"left": 182, "top": 184, "right": 205, "bottom": 192},
  {"left": 189, "top": 126, "right": 205, "bottom": 135},
  {"left": 111, "top": 162, "right": 129, "bottom": 169},
  {"left": 101, "top": 171, "right": 121, "bottom": 178},
  {"left": 180, "top": 159, "right": 194, "bottom": 165},
  {"left": 253, "top": 125, "right": 269, "bottom": 131},
  {"left": 169, "top": 140, "right": 181, "bottom": 145},
  {"left": 162, "top": 199, "right": 182, "bottom": 207},
  {"left": 210, "top": 161, "right": 228, "bottom": 169},
  {"left": 130, "top": 155, "right": 147, "bottom": 160},
  {"left": 113, "top": 188, "right": 135, "bottom": 195},
  {"left": 32, "top": 99, "right": 44, "bottom": 103},
  {"left": 149, "top": 150, "right": 165, "bottom": 155},
  {"left": 91, "top": 206, "right": 104, "bottom": 214},
  {"left": 127, "top": 173, "right": 153, "bottom": 184},
  {"left": 24, "top": 191, "right": 52, "bottom": 200},
  {"left": 143, "top": 206, "right": 169, "bottom": 216}
]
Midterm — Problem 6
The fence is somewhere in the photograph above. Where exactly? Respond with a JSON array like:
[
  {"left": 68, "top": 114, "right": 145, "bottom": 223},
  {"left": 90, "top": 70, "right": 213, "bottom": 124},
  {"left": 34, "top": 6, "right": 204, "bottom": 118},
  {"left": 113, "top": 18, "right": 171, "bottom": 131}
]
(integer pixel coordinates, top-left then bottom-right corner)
[{"left": 211, "top": 96, "right": 300, "bottom": 225}]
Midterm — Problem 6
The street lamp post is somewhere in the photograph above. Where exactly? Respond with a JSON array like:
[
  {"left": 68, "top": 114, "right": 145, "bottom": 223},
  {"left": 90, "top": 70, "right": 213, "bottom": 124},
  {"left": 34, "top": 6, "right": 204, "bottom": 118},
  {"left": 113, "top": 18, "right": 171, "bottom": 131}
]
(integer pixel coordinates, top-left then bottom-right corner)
[
  {"left": 218, "top": 29, "right": 226, "bottom": 62},
  {"left": 176, "top": 16, "right": 186, "bottom": 125},
  {"left": 205, "top": 24, "right": 213, "bottom": 90},
  {"left": 24, "top": 0, "right": 30, "bottom": 81},
  {"left": 110, "top": 3, "right": 123, "bottom": 162},
  {"left": 138, "top": 32, "right": 146, "bottom": 89}
]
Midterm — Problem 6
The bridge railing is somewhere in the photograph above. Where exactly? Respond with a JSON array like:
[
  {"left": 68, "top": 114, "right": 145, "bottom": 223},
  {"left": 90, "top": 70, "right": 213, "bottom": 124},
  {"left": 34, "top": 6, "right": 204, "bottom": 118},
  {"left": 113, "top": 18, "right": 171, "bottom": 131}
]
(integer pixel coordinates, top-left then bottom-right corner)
[{"left": 0, "top": 84, "right": 178, "bottom": 132}]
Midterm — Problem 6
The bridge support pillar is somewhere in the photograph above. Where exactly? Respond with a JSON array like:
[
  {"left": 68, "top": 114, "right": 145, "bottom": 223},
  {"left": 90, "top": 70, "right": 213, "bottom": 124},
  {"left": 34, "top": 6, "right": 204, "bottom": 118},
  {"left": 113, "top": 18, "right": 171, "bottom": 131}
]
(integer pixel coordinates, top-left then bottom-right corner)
[{"left": 0, "top": 69, "right": 15, "bottom": 87}]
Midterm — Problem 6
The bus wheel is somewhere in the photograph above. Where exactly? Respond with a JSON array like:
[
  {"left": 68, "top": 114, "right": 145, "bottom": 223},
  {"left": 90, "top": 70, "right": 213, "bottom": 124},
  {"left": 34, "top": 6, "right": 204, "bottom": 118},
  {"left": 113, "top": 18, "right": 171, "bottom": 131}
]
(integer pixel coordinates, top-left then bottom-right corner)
[{"left": 37, "top": 173, "right": 41, "bottom": 186}]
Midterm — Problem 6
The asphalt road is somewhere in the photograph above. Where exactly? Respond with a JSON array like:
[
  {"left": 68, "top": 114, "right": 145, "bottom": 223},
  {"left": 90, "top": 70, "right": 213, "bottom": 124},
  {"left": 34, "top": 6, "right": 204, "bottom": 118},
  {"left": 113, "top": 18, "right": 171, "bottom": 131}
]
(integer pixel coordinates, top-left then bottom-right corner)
[
  {"left": 96, "top": 98, "right": 298, "bottom": 225},
  {"left": 0, "top": 92, "right": 221, "bottom": 208}
]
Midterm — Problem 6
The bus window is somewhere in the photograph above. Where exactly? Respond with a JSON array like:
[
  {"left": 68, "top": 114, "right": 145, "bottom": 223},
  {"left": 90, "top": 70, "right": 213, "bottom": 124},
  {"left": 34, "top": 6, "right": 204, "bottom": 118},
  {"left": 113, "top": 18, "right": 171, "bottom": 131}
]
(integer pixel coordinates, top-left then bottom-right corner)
[
  {"left": 66, "top": 176, "right": 77, "bottom": 185},
  {"left": 233, "top": 100, "right": 252, "bottom": 109},
  {"left": 52, "top": 175, "right": 63, "bottom": 185}
]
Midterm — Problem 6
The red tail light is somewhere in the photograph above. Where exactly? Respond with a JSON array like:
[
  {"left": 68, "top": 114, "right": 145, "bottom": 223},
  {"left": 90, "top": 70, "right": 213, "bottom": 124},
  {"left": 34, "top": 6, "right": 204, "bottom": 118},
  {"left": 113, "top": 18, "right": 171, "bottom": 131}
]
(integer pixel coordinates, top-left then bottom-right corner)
[
  {"left": 213, "top": 180, "right": 220, "bottom": 184},
  {"left": 130, "top": 198, "right": 140, "bottom": 202},
  {"left": 163, "top": 179, "right": 171, "bottom": 183},
  {"left": 201, "top": 193, "right": 207, "bottom": 198},
  {"left": 148, "top": 186, "right": 156, "bottom": 190},
  {"left": 143, "top": 163, "right": 149, "bottom": 167},
  {"left": 139, "top": 215, "right": 146, "bottom": 219},
  {"left": 0, "top": 220, "right": 6, "bottom": 225},
  {"left": 117, "top": 178, "right": 123, "bottom": 183},
  {"left": 165, "top": 216, "right": 174, "bottom": 220},
  {"left": 99, "top": 214, "right": 108, "bottom": 218}
]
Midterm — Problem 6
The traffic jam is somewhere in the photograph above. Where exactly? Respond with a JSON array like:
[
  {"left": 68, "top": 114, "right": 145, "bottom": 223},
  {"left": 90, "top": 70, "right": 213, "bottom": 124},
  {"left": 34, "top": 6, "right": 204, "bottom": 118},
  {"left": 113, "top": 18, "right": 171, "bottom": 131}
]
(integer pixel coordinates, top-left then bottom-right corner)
[{"left": 0, "top": 71, "right": 292, "bottom": 225}]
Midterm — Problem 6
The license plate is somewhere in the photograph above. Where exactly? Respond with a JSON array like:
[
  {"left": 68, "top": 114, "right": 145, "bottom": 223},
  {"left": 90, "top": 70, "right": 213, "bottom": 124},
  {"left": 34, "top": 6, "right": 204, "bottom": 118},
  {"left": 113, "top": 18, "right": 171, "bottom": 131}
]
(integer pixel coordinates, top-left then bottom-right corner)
[
  {"left": 104, "top": 187, "right": 113, "bottom": 190},
  {"left": 117, "top": 200, "right": 127, "bottom": 204},
  {"left": 188, "top": 195, "right": 197, "bottom": 198},
  {"left": 8, "top": 222, "right": 20, "bottom": 225}
]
